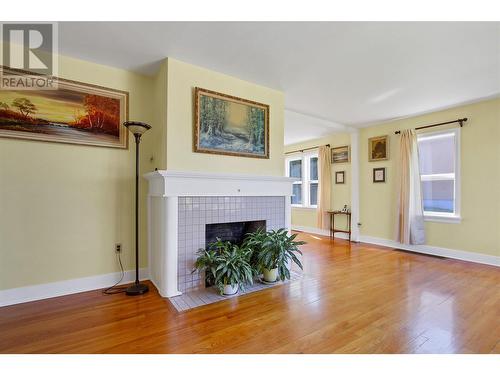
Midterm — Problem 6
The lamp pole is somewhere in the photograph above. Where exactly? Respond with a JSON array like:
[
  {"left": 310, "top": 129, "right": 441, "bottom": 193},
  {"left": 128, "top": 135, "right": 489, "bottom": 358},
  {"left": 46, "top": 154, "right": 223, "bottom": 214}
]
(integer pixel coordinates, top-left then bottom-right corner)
[
  {"left": 123, "top": 121, "right": 151, "bottom": 296},
  {"left": 133, "top": 133, "right": 140, "bottom": 286}
]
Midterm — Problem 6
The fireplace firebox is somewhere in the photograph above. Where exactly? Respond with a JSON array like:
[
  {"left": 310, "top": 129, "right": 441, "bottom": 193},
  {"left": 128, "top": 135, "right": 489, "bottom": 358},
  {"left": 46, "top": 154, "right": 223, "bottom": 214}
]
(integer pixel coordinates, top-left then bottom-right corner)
[
  {"left": 205, "top": 220, "right": 266, "bottom": 247},
  {"left": 203, "top": 220, "right": 266, "bottom": 287}
]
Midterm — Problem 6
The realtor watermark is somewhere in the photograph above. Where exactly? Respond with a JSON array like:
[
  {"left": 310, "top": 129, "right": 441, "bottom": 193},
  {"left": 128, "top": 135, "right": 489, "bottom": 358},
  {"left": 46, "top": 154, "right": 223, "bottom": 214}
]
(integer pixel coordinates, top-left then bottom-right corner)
[{"left": 1, "top": 22, "right": 58, "bottom": 90}]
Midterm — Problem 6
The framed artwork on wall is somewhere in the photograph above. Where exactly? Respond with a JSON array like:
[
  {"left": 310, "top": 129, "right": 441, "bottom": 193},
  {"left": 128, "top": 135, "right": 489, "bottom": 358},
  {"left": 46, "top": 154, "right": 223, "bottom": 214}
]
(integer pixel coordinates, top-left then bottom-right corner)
[
  {"left": 331, "top": 145, "right": 350, "bottom": 163},
  {"left": 373, "top": 167, "right": 386, "bottom": 183},
  {"left": 0, "top": 67, "right": 129, "bottom": 148},
  {"left": 193, "top": 87, "right": 269, "bottom": 159},
  {"left": 335, "top": 171, "right": 345, "bottom": 184},
  {"left": 368, "top": 135, "right": 389, "bottom": 161}
]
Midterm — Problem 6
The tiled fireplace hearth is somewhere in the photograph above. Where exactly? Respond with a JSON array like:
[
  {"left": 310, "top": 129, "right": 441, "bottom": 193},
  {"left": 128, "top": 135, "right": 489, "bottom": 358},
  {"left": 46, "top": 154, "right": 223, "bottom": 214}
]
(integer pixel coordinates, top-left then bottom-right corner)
[{"left": 144, "top": 171, "right": 295, "bottom": 298}]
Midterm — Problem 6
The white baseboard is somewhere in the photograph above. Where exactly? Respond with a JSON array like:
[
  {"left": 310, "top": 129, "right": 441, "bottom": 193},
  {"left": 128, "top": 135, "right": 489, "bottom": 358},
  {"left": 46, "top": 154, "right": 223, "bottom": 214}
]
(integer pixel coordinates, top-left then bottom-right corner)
[
  {"left": 292, "top": 226, "right": 498, "bottom": 267},
  {"left": 359, "top": 235, "right": 499, "bottom": 267},
  {"left": 0, "top": 268, "right": 150, "bottom": 307},
  {"left": 292, "top": 225, "right": 350, "bottom": 240}
]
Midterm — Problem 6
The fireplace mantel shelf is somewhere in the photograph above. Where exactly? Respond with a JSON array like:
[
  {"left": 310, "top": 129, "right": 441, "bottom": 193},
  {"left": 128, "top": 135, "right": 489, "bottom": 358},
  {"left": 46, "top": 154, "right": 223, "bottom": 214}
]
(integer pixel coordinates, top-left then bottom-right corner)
[
  {"left": 144, "top": 170, "right": 296, "bottom": 197},
  {"left": 145, "top": 170, "right": 297, "bottom": 182}
]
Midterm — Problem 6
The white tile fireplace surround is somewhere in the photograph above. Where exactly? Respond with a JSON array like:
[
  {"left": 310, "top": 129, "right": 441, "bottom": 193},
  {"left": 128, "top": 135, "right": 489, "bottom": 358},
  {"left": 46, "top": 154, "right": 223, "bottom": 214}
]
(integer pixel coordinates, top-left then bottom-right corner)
[
  {"left": 144, "top": 170, "right": 295, "bottom": 298},
  {"left": 178, "top": 196, "right": 285, "bottom": 292}
]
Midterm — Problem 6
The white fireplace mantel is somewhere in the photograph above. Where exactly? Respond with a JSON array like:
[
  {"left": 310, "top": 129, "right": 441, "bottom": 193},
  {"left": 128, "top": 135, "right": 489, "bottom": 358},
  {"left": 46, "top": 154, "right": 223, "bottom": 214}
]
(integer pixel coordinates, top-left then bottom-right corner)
[
  {"left": 144, "top": 170, "right": 297, "bottom": 197},
  {"left": 144, "top": 170, "right": 295, "bottom": 298}
]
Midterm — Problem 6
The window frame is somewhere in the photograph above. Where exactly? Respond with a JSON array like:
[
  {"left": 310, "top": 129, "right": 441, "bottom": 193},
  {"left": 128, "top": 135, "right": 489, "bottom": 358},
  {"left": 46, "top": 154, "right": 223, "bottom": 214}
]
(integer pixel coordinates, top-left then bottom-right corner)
[
  {"left": 287, "top": 155, "right": 303, "bottom": 207},
  {"left": 286, "top": 150, "right": 319, "bottom": 209},
  {"left": 417, "top": 128, "right": 461, "bottom": 223}
]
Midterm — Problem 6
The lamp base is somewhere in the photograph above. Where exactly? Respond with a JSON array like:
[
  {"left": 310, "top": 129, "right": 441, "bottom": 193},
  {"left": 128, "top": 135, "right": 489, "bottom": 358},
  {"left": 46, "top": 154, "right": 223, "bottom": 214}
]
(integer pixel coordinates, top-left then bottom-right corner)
[{"left": 126, "top": 283, "right": 149, "bottom": 296}]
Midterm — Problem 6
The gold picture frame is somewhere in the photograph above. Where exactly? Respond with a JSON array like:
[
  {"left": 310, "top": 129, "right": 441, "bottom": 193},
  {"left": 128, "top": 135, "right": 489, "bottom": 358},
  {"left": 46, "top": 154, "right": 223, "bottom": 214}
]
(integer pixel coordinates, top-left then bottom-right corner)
[
  {"left": 368, "top": 135, "right": 389, "bottom": 161},
  {"left": 0, "top": 66, "right": 129, "bottom": 149},
  {"left": 331, "top": 145, "right": 350, "bottom": 163},
  {"left": 194, "top": 87, "right": 269, "bottom": 159}
]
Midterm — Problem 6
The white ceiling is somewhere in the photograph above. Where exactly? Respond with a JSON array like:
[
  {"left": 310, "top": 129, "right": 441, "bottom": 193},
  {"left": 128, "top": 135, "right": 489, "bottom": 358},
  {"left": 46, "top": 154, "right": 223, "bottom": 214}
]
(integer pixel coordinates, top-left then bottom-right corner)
[
  {"left": 58, "top": 22, "right": 500, "bottom": 144},
  {"left": 284, "top": 110, "right": 351, "bottom": 145}
]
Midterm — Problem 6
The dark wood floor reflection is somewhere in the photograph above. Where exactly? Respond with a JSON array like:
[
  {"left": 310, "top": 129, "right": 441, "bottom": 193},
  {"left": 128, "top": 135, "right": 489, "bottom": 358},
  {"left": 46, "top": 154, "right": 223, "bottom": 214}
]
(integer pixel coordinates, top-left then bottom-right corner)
[{"left": 1, "top": 232, "right": 499, "bottom": 353}]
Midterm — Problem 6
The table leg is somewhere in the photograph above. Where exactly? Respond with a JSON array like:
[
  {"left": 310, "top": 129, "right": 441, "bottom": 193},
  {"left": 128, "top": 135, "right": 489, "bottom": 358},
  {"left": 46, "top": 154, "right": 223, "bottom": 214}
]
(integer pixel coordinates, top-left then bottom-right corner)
[
  {"left": 329, "top": 214, "right": 331, "bottom": 238},
  {"left": 332, "top": 213, "right": 335, "bottom": 240},
  {"left": 348, "top": 214, "right": 351, "bottom": 242}
]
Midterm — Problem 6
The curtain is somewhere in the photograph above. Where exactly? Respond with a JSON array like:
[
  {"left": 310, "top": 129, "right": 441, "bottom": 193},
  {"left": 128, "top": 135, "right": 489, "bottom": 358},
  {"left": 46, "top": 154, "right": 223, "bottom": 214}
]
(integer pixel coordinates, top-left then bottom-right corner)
[
  {"left": 317, "top": 145, "right": 332, "bottom": 229},
  {"left": 396, "top": 129, "right": 426, "bottom": 245}
]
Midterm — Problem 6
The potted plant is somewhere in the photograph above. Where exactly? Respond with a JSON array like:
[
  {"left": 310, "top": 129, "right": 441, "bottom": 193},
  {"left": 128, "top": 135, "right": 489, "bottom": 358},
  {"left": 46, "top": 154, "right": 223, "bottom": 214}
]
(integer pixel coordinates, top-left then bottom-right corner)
[
  {"left": 246, "top": 228, "right": 305, "bottom": 283},
  {"left": 193, "top": 238, "right": 254, "bottom": 295},
  {"left": 243, "top": 227, "right": 268, "bottom": 270}
]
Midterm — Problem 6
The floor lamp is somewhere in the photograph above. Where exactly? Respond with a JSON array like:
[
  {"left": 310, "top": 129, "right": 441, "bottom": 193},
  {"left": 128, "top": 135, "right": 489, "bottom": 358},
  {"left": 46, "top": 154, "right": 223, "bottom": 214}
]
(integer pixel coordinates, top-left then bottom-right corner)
[{"left": 123, "top": 121, "right": 152, "bottom": 296}]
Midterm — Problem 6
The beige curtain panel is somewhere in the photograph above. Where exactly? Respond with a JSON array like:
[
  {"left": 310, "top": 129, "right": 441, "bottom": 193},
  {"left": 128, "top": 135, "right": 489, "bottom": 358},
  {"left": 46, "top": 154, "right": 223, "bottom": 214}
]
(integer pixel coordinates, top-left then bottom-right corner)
[
  {"left": 395, "top": 129, "right": 426, "bottom": 245},
  {"left": 317, "top": 145, "right": 332, "bottom": 229}
]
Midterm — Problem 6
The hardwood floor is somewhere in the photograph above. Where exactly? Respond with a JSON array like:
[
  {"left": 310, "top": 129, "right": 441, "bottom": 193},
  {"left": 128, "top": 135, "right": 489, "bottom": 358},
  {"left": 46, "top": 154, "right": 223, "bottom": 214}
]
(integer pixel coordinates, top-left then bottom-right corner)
[{"left": 1, "top": 232, "right": 499, "bottom": 354}]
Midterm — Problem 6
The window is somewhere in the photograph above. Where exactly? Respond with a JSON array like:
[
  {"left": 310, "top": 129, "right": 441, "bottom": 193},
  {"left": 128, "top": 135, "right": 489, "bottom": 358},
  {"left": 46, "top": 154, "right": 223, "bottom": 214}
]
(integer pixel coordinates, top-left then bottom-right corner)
[
  {"left": 286, "top": 151, "right": 319, "bottom": 208},
  {"left": 289, "top": 158, "right": 302, "bottom": 205},
  {"left": 417, "top": 128, "right": 461, "bottom": 222},
  {"left": 309, "top": 156, "right": 318, "bottom": 206}
]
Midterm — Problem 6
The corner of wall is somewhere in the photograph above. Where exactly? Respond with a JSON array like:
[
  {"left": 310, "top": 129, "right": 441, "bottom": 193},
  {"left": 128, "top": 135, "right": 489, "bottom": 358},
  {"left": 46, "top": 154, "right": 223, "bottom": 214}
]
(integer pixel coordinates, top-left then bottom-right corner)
[{"left": 151, "top": 58, "right": 168, "bottom": 171}]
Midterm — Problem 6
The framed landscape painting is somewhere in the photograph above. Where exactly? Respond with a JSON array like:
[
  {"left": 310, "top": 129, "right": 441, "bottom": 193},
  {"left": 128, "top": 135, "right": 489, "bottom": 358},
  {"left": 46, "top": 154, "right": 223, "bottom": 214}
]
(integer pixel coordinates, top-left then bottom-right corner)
[
  {"left": 194, "top": 87, "right": 269, "bottom": 158},
  {"left": 331, "top": 145, "right": 350, "bottom": 163},
  {"left": 0, "top": 67, "right": 128, "bottom": 148}
]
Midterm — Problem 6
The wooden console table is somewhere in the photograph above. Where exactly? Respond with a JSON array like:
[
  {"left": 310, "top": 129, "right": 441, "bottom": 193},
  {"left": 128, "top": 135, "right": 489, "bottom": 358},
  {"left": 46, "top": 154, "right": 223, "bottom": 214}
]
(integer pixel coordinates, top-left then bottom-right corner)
[{"left": 327, "top": 211, "right": 351, "bottom": 242}]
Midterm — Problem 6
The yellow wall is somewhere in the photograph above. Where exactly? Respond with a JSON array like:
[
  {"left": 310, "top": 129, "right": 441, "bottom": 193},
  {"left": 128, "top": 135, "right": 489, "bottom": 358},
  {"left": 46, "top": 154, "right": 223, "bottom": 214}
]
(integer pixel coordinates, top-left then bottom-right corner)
[
  {"left": 165, "top": 58, "right": 285, "bottom": 176},
  {"left": 360, "top": 98, "right": 500, "bottom": 256},
  {"left": 0, "top": 56, "right": 285, "bottom": 291},
  {"left": 285, "top": 133, "right": 352, "bottom": 230},
  {"left": 0, "top": 53, "right": 156, "bottom": 290}
]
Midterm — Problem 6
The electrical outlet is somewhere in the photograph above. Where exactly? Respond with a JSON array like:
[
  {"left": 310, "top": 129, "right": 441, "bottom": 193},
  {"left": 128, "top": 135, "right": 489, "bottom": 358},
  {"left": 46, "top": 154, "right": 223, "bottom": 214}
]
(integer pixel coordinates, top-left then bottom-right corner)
[{"left": 115, "top": 243, "right": 122, "bottom": 253}]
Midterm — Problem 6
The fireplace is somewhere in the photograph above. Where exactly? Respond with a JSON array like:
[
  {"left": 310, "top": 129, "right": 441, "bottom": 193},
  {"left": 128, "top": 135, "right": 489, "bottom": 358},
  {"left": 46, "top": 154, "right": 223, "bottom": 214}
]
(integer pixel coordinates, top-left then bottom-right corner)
[
  {"left": 144, "top": 170, "right": 294, "bottom": 297},
  {"left": 205, "top": 220, "right": 266, "bottom": 246}
]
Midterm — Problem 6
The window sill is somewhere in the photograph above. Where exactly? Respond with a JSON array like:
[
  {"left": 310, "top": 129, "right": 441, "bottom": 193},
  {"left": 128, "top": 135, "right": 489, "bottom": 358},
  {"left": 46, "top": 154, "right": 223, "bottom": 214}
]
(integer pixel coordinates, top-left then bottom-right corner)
[
  {"left": 291, "top": 206, "right": 317, "bottom": 210},
  {"left": 424, "top": 214, "right": 461, "bottom": 224}
]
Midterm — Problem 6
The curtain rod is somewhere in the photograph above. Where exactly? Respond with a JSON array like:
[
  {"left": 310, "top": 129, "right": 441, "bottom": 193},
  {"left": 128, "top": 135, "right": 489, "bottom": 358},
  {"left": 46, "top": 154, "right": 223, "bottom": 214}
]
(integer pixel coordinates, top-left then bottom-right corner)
[
  {"left": 285, "top": 144, "right": 330, "bottom": 155},
  {"left": 394, "top": 118, "right": 467, "bottom": 135}
]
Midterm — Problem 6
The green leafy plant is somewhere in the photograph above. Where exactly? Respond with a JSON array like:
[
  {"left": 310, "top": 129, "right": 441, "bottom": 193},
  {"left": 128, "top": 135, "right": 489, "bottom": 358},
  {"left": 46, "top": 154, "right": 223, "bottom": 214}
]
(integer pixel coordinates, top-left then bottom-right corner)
[
  {"left": 253, "top": 228, "right": 305, "bottom": 281},
  {"left": 243, "top": 227, "right": 268, "bottom": 269},
  {"left": 192, "top": 238, "right": 254, "bottom": 295}
]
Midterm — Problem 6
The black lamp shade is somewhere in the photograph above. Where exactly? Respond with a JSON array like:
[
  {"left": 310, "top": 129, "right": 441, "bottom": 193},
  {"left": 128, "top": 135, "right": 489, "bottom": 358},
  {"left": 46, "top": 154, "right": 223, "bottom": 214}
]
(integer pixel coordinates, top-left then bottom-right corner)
[{"left": 123, "top": 121, "right": 151, "bottom": 136}]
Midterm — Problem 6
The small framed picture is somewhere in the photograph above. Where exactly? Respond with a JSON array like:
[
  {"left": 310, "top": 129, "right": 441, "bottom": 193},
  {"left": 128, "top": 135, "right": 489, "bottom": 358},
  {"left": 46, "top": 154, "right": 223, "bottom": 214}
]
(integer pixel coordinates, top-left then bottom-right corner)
[
  {"left": 368, "top": 135, "right": 389, "bottom": 161},
  {"left": 331, "top": 145, "right": 350, "bottom": 164},
  {"left": 335, "top": 171, "right": 345, "bottom": 184},
  {"left": 373, "top": 168, "right": 386, "bottom": 183}
]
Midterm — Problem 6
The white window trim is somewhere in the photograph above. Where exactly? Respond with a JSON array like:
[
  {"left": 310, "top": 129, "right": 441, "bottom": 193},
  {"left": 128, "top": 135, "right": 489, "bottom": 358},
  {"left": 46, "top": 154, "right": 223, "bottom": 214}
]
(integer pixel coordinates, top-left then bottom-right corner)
[
  {"left": 285, "top": 150, "right": 318, "bottom": 209},
  {"left": 286, "top": 155, "right": 304, "bottom": 208},
  {"left": 417, "top": 128, "right": 461, "bottom": 224}
]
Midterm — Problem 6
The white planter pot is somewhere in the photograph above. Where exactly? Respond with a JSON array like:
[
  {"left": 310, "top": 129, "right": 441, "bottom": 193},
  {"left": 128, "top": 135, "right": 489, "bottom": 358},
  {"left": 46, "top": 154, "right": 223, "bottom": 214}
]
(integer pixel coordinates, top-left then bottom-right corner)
[
  {"left": 223, "top": 283, "right": 239, "bottom": 295},
  {"left": 263, "top": 268, "right": 278, "bottom": 283}
]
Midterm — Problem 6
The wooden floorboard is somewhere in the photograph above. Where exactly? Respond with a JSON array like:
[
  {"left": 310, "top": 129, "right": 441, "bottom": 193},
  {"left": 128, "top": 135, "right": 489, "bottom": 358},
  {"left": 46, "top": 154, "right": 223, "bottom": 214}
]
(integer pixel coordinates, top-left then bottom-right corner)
[{"left": 0, "top": 232, "right": 498, "bottom": 354}]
